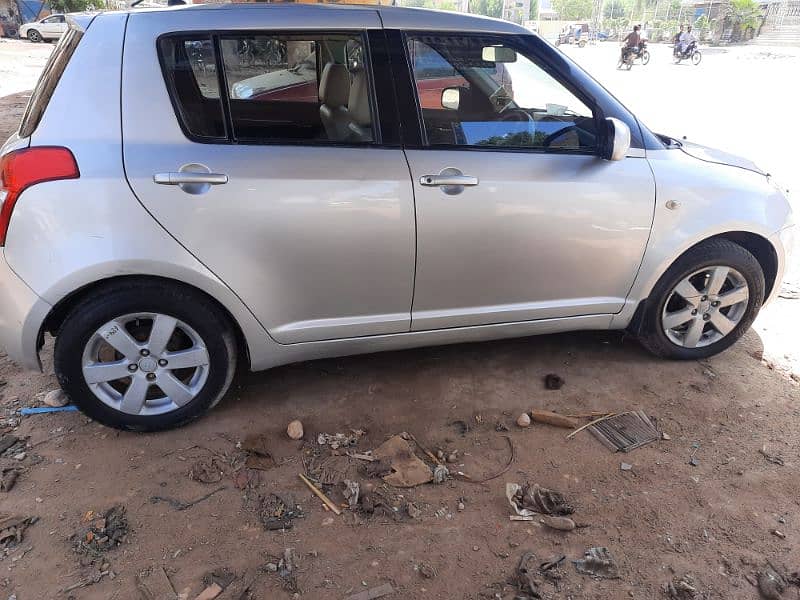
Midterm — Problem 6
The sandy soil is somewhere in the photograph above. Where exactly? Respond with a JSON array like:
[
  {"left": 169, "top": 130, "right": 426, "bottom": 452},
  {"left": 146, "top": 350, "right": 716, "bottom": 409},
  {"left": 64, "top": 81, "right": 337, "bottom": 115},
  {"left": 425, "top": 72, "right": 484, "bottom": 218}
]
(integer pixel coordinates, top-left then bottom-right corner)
[{"left": 1, "top": 38, "right": 799, "bottom": 600}]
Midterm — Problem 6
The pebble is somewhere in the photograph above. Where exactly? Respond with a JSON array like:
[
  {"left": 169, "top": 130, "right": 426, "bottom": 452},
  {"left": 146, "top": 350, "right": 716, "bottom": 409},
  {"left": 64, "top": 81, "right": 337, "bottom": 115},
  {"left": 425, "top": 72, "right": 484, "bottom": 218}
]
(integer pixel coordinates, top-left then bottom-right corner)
[
  {"left": 43, "top": 389, "right": 69, "bottom": 408},
  {"left": 265, "top": 563, "right": 278, "bottom": 572},
  {"left": 457, "top": 502, "right": 465, "bottom": 512},
  {"left": 321, "top": 517, "right": 334, "bottom": 526},
  {"left": 620, "top": 462, "right": 632, "bottom": 471},
  {"left": 446, "top": 451, "right": 458, "bottom": 464},
  {"left": 516, "top": 413, "right": 531, "bottom": 428},
  {"left": 12, "top": 452, "right": 25, "bottom": 461},
  {"left": 35, "top": 497, "right": 42, "bottom": 503},
  {"left": 286, "top": 420, "right": 304, "bottom": 440},
  {"left": 472, "top": 545, "right": 479, "bottom": 552}
]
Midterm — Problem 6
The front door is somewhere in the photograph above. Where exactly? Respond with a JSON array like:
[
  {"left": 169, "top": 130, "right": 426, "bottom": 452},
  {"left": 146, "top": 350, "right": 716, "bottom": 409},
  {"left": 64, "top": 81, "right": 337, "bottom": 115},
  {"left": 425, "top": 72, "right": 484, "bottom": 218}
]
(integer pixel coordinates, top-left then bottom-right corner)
[
  {"left": 400, "top": 33, "right": 655, "bottom": 330},
  {"left": 123, "top": 19, "right": 415, "bottom": 343}
]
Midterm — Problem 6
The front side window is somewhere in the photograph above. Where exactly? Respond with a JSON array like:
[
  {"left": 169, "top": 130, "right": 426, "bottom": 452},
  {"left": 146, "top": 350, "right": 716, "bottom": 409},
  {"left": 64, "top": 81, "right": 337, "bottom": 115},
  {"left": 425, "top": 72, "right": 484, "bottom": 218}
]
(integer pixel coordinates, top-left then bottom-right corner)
[{"left": 407, "top": 35, "right": 597, "bottom": 151}]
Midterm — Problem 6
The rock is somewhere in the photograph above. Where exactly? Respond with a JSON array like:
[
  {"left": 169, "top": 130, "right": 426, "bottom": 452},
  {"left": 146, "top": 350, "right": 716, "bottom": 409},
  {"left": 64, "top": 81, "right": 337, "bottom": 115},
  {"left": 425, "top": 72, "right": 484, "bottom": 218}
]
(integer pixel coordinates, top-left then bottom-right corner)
[
  {"left": 12, "top": 452, "right": 25, "bottom": 461},
  {"left": 516, "top": 413, "right": 532, "bottom": 428},
  {"left": 287, "top": 420, "right": 304, "bottom": 440},
  {"left": 43, "top": 389, "right": 69, "bottom": 408},
  {"left": 473, "top": 545, "right": 479, "bottom": 552},
  {"left": 446, "top": 451, "right": 458, "bottom": 464},
  {"left": 265, "top": 563, "right": 278, "bottom": 572},
  {"left": 620, "top": 462, "right": 632, "bottom": 471},
  {"left": 457, "top": 502, "right": 465, "bottom": 512}
]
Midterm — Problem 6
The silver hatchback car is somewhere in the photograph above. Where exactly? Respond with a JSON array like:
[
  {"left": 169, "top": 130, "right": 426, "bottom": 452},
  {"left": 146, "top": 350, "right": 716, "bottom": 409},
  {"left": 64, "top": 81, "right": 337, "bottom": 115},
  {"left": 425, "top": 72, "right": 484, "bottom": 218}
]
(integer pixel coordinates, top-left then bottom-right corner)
[{"left": 0, "top": 4, "right": 793, "bottom": 430}]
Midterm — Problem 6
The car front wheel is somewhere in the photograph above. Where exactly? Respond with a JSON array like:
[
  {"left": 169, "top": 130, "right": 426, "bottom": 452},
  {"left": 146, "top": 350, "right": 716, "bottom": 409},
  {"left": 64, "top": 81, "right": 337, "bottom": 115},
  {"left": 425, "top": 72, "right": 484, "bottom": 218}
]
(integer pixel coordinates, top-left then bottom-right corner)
[
  {"left": 54, "top": 280, "right": 237, "bottom": 431},
  {"left": 27, "top": 29, "right": 42, "bottom": 42},
  {"left": 638, "top": 239, "right": 765, "bottom": 359}
]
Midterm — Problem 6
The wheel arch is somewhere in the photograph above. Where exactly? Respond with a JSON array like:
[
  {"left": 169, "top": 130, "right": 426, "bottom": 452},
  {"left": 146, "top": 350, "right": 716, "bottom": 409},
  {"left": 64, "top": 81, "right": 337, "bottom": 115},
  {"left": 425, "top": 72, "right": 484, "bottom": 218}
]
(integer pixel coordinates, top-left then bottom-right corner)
[
  {"left": 626, "top": 230, "right": 777, "bottom": 334},
  {"left": 40, "top": 275, "right": 252, "bottom": 370}
]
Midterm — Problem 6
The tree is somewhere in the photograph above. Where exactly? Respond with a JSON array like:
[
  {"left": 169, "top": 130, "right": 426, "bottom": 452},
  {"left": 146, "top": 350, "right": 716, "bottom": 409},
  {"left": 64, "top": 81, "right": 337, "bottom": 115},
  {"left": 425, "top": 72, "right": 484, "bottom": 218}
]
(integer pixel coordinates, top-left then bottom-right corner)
[
  {"left": 603, "top": 0, "right": 628, "bottom": 19},
  {"left": 529, "top": 0, "right": 539, "bottom": 20},
  {"left": 552, "top": 0, "right": 594, "bottom": 19},
  {"left": 726, "top": 0, "right": 763, "bottom": 40},
  {"left": 49, "top": 0, "right": 92, "bottom": 12},
  {"left": 469, "top": 0, "right": 503, "bottom": 17}
]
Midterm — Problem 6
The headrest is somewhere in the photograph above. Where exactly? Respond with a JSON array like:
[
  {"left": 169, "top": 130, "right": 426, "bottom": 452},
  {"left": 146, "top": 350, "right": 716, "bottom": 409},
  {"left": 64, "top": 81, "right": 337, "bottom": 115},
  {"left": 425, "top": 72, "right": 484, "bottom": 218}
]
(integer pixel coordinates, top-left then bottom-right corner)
[
  {"left": 319, "top": 63, "right": 350, "bottom": 108},
  {"left": 347, "top": 71, "right": 372, "bottom": 127}
]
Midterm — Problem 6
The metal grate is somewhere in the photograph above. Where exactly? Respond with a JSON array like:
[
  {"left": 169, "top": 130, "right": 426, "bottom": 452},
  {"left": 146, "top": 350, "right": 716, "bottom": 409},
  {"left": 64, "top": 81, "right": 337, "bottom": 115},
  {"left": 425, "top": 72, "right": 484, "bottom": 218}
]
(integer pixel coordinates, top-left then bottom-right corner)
[{"left": 588, "top": 410, "right": 659, "bottom": 453}]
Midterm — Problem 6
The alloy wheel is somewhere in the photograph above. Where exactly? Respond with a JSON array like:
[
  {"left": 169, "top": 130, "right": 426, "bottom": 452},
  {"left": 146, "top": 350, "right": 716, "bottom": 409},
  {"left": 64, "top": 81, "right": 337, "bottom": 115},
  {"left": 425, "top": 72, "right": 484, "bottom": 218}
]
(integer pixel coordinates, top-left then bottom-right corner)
[
  {"left": 661, "top": 266, "right": 749, "bottom": 348},
  {"left": 81, "top": 313, "right": 210, "bottom": 416}
]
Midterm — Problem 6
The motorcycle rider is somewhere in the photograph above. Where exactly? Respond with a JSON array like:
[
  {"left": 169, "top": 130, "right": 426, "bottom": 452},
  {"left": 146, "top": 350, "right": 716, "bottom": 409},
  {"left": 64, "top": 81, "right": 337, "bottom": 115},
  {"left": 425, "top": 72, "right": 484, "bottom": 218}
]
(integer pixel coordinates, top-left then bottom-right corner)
[
  {"left": 679, "top": 24, "right": 697, "bottom": 56},
  {"left": 621, "top": 24, "right": 642, "bottom": 62}
]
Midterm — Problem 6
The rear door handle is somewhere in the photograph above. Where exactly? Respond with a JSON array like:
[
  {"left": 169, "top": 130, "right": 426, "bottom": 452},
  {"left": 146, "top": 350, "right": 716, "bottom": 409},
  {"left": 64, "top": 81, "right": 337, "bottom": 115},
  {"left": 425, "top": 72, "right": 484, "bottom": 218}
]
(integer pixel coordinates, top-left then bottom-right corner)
[
  {"left": 420, "top": 174, "right": 479, "bottom": 187},
  {"left": 153, "top": 172, "right": 228, "bottom": 185}
]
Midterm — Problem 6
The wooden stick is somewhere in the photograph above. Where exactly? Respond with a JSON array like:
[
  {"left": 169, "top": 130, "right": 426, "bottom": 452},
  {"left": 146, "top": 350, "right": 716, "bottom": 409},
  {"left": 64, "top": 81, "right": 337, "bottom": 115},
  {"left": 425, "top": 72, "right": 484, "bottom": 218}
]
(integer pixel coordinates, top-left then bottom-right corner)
[
  {"left": 298, "top": 473, "right": 342, "bottom": 515},
  {"left": 566, "top": 413, "right": 616, "bottom": 440},
  {"left": 509, "top": 515, "right": 536, "bottom": 521},
  {"left": 530, "top": 409, "right": 579, "bottom": 429},
  {"left": 564, "top": 411, "right": 613, "bottom": 419}
]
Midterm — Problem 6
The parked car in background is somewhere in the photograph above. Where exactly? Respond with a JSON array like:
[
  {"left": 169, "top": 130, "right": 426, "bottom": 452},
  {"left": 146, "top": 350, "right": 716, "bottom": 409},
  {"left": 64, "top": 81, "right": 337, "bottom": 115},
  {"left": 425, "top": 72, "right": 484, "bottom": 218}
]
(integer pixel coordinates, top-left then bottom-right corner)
[
  {"left": 19, "top": 14, "right": 67, "bottom": 42},
  {"left": 0, "top": 6, "right": 793, "bottom": 432}
]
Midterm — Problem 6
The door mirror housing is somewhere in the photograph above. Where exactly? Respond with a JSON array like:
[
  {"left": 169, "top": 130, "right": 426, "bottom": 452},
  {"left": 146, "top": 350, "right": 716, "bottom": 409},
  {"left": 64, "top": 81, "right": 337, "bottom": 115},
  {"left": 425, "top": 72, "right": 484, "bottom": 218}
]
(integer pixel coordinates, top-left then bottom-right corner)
[
  {"left": 602, "top": 117, "right": 630, "bottom": 161},
  {"left": 441, "top": 87, "right": 461, "bottom": 110}
]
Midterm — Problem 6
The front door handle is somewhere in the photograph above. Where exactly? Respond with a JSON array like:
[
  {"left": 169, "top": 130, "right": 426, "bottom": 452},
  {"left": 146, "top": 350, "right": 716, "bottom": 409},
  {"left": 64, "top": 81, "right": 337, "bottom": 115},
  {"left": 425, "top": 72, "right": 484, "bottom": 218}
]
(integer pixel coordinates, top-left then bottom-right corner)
[
  {"left": 420, "top": 174, "right": 479, "bottom": 187},
  {"left": 153, "top": 172, "right": 228, "bottom": 185}
]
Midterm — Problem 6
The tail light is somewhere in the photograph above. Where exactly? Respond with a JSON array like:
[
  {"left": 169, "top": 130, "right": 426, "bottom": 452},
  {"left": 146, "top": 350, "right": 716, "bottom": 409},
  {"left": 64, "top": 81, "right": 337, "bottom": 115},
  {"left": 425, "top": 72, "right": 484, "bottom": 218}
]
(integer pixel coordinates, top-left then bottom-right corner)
[{"left": 0, "top": 146, "right": 79, "bottom": 246}]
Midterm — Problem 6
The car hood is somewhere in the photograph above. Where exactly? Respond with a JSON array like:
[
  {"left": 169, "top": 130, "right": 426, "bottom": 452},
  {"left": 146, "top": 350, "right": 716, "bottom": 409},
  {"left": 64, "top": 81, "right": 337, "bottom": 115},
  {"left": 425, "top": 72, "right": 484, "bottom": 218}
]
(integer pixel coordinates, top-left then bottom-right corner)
[{"left": 678, "top": 139, "right": 767, "bottom": 176}]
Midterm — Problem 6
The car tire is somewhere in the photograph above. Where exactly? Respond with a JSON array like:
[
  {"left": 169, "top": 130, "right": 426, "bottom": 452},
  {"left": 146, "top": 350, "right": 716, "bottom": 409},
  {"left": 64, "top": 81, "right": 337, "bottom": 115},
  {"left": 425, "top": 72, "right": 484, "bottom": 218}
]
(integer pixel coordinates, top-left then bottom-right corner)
[
  {"left": 638, "top": 239, "right": 765, "bottom": 360},
  {"left": 54, "top": 280, "right": 237, "bottom": 431},
  {"left": 27, "top": 29, "right": 42, "bottom": 42}
]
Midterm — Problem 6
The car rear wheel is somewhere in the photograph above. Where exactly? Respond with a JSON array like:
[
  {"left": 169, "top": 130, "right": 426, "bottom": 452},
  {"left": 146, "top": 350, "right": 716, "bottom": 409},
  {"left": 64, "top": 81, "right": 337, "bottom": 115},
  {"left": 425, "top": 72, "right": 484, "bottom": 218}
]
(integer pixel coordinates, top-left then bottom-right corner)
[
  {"left": 27, "top": 29, "right": 42, "bottom": 42},
  {"left": 54, "top": 280, "right": 237, "bottom": 431},
  {"left": 638, "top": 239, "right": 764, "bottom": 359}
]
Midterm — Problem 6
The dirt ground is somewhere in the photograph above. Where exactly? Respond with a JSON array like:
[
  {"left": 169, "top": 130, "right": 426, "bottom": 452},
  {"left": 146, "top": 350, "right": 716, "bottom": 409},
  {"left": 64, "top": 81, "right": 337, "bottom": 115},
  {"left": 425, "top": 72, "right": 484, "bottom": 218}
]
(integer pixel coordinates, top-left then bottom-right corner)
[{"left": 1, "top": 37, "right": 800, "bottom": 600}]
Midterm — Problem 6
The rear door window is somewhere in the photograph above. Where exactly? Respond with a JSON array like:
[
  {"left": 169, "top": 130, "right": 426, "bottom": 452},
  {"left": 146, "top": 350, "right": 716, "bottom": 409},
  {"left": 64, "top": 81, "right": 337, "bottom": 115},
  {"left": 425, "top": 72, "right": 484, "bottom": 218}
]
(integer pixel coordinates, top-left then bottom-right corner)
[{"left": 19, "top": 27, "right": 82, "bottom": 138}]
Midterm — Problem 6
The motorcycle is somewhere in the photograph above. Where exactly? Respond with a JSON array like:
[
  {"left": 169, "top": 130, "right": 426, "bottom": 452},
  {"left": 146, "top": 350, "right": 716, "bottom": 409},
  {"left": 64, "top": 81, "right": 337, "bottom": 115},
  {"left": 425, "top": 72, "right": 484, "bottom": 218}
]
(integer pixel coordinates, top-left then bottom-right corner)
[
  {"left": 617, "top": 40, "right": 650, "bottom": 70},
  {"left": 673, "top": 41, "right": 702, "bottom": 65}
]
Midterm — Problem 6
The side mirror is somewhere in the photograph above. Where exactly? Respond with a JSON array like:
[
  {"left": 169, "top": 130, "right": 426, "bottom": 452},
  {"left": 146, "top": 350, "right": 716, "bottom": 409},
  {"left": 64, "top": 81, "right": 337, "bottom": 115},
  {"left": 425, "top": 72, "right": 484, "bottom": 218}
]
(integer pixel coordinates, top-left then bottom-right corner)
[
  {"left": 441, "top": 87, "right": 461, "bottom": 111},
  {"left": 602, "top": 117, "right": 630, "bottom": 161}
]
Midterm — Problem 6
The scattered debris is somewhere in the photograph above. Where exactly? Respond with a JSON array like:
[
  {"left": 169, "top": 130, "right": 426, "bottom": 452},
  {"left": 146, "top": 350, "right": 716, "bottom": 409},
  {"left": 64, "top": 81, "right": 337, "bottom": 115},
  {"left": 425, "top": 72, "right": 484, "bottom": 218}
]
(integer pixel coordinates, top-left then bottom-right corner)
[
  {"left": 540, "top": 515, "right": 576, "bottom": 531},
  {"left": 136, "top": 566, "right": 176, "bottom": 600},
  {"left": 287, "top": 420, "right": 304, "bottom": 440},
  {"left": 189, "top": 456, "right": 226, "bottom": 484},
  {"left": 19, "top": 405, "right": 79, "bottom": 415},
  {"left": 317, "top": 429, "right": 365, "bottom": 450},
  {"left": 372, "top": 435, "right": 432, "bottom": 488},
  {"left": 587, "top": 410, "right": 660, "bottom": 452},
  {"left": 343, "top": 480, "right": 360, "bottom": 511},
  {"left": 73, "top": 506, "right": 128, "bottom": 557},
  {"left": 432, "top": 464, "right": 449, "bottom": 484},
  {"left": 43, "top": 389, "right": 69, "bottom": 407},
  {"left": 149, "top": 487, "right": 226, "bottom": 511},
  {"left": 258, "top": 492, "right": 303, "bottom": 530},
  {"left": 418, "top": 562, "right": 437, "bottom": 579},
  {"left": 347, "top": 451, "right": 375, "bottom": 462},
  {"left": 299, "top": 473, "right": 342, "bottom": 514},
  {"left": 513, "top": 551, "right": 542, "bottom": 599},
  {"left": 63, "top": 568, "right": 113, "bottom": 593},
  {"left": 566, "top": 412, "right": 616, "bottom": 439},
  {"left": 203, "top": 567, "right": 236, "bottom": 590},
  {"left": 457, "top": 436, "right": 515, "bottom": 484},
  {"left": 573, "top": 547, "right": 620, "bottom": 579},
  {"left": 0, "top": 467, "right": 20, "bottom": 492},
  {"left": 757, "top": 565, "right": 788, "bottom": 600},
  {"left": 277, "top": 548, "right": 298, "bottom": 593},
  {"left": 507, "top": 482, "right": 574, "bottom": 517},
  {"left": 193, "top": 583, "right": 222, "bottom": 600},
  {"left": 0, "top": 514, "right": 36, "bottom": 548},
  {"left": 517, "top": 413, "right": 532, "bottom": 428},
  {"left": 759, "top": 446, "right": 785, "bottom": 466},
  {"left": 406, "top": 502, "right": 422, "bottom": 519},
  {"left": 772, "top": 529, "right": 787, "bottom": 539},
  {"left": 544, "top": 373, "right": 565, "bottom": 390},
  {"left": 689, "top": 457, "right": 700, "bottom": 467},
  {"left": 241, "top": 433, "right": 276, "bottom": 471},
  {"left": 666, "top": 574, "right": 702, "bottom": 599},
  {"left": 307, "top": 454, "right": 356, "bottom": 485},
  {"left": 345, "top": 583, "right": 394, "bottom": 600},
  {"left": 0, "top": 433, "right": 19, "bottom": 454},
  {"left": 530, "top": 409, "right": 578, "bottom": 429},
  {"left": 620, "top": 462, "right": 632, "bottom": 471}
]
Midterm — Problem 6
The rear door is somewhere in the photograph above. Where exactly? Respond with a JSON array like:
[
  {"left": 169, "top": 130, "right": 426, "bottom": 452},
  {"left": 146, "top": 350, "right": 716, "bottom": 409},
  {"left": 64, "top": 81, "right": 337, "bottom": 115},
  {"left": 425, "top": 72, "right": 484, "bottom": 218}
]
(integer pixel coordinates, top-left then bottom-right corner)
[{"left": 122, "top": 9, "right": 415, "bottom": 344}]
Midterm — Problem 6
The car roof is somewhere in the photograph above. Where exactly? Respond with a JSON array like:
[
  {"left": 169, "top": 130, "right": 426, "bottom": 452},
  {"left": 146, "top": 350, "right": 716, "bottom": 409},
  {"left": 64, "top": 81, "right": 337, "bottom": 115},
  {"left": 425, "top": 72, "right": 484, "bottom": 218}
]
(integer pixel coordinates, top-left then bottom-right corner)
[{"left": 87, "top": 3, "right": 531, "bottom": 36}]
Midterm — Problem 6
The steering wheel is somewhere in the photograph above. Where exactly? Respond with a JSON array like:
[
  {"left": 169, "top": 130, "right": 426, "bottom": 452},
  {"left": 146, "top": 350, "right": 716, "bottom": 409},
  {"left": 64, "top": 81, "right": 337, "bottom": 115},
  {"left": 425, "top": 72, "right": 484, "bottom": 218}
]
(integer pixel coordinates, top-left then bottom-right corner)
[{"left": 498, "top": 108, "right": 535, "bottom": 125}]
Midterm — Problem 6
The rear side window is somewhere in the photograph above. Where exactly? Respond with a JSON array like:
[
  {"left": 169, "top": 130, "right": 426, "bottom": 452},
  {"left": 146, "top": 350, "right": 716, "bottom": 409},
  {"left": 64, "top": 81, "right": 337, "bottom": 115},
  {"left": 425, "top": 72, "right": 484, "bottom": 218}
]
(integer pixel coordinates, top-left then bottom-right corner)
[
  {"left": 19, "top": 27, "right": 82, "bottom": 138},
  {"left": 158, "top": 36, "right": 226, "bottom": 139},
  {"left": 158, "top": 32, "right": 375, "bottom": 144}
]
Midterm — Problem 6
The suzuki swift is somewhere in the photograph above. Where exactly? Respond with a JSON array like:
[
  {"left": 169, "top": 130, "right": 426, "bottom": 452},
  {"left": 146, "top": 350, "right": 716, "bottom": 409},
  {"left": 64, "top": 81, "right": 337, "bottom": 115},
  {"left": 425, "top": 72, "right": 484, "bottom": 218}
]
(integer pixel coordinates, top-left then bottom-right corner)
[{"left": 0, "top": 4, "right": 793, "bottom": 430}]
